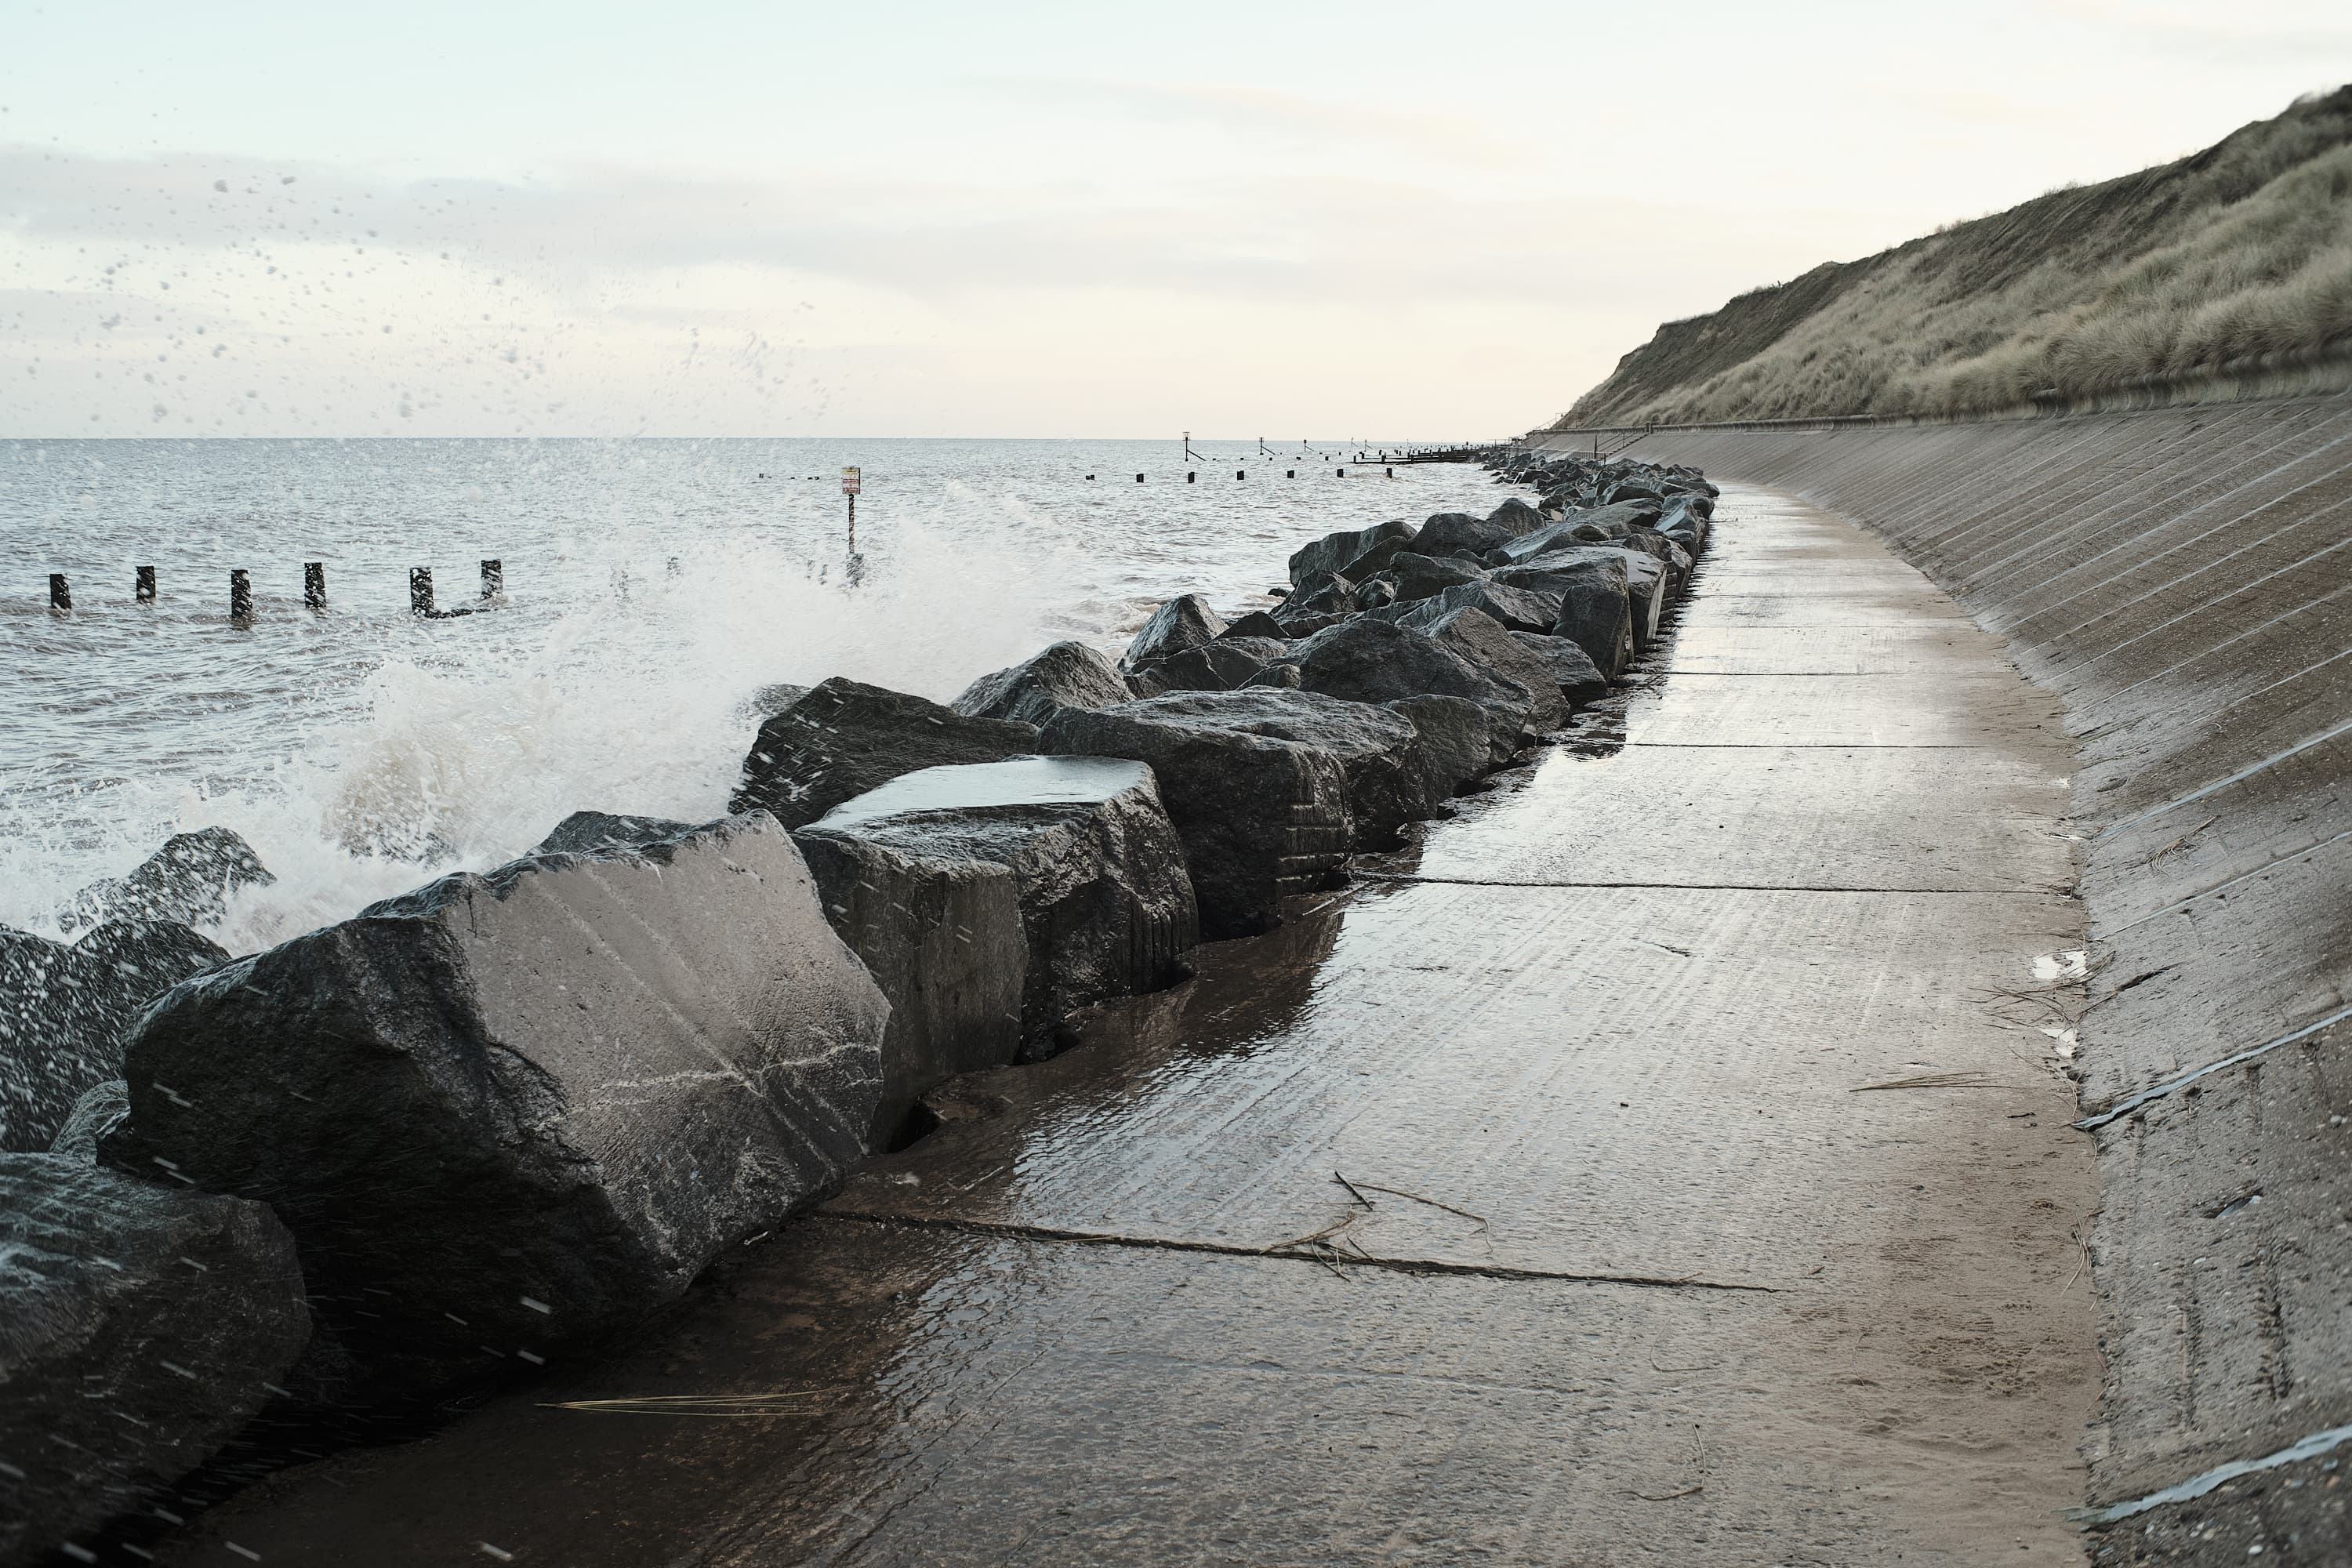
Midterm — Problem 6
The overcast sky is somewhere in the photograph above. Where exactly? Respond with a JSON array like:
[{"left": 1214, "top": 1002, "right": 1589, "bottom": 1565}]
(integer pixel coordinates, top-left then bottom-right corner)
[{"left": 4, "top": 1, "right": 2348, "bottom": 439}]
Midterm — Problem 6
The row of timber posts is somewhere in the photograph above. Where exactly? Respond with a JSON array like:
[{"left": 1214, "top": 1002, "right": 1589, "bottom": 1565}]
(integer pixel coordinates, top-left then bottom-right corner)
[{"left": 46, "top": 561, "right": 506, "bottom": 620}]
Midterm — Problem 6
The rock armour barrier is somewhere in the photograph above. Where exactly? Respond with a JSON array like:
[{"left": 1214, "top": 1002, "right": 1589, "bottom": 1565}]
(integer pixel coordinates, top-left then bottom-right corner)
[
  {"left": 2, "top": 459, "right": 1723, "bottom": 1560},
  {"left": 1542, "top": 393, "right": 2352, "bottom": 1555}
]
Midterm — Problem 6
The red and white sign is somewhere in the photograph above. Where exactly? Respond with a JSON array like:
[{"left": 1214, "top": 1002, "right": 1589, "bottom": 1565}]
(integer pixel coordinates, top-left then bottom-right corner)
[{"left": 840, "top": 466, "right": 862, "bottom": 496}]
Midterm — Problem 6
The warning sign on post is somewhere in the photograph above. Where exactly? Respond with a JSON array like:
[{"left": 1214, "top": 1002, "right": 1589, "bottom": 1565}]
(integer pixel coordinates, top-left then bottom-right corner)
[{"left": 840, "top": 466, "right": 862, "bottom": 495}]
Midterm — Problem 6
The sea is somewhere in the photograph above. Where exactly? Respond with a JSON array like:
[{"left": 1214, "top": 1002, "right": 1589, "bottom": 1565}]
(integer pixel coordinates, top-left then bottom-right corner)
[{"left": 0, "top": 437, "right": 1511, "bottom": 953}]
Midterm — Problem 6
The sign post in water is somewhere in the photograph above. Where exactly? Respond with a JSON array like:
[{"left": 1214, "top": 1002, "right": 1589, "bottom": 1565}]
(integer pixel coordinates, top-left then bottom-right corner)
[{"left": 841, "top": 466, "right": 862, "bottom": 554}]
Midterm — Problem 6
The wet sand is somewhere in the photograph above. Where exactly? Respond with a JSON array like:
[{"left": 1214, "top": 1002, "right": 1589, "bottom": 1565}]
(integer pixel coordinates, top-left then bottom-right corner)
[{"left": 157, "top": 488, "right": 2101, "bottom": 1566}]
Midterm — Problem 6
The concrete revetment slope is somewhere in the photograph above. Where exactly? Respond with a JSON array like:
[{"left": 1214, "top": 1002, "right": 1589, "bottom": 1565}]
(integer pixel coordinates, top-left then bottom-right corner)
[{"left": 1550, "top": 393, "right": 2352, "bottom": 1562}]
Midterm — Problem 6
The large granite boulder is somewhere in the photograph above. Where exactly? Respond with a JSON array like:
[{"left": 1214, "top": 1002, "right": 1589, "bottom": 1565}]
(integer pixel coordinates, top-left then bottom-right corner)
[
  {"left": 1617, "top": 528, "right": 1696, "bottom": 595},
  {"left": 1218, "top": 610, "right": 1291, "bottom": 641},
  {"left": 532, "top": 811, "right": 688, "bottom": 856},
  {"left": 791, "top": 833, "right": 1027, "bottom": 1144},
  {"left": 1040, "top": 702, "right": 1352, "bottom": 938},
  {"left": 58, "top": 826, "right": 273, "bottom": 935},
  {"left": 0, "top": 1152, "right": 310, "bottom": 1566},
  {"left": 46, "top": 1078, "right": 129, "bottom": 1163},
  {"left": 810, "top": 759, "right": 1196, "bottom": 1050},
  {"left": 1276, "top": 568, "right": 1358, "bottom": 622},
  {"left": 1492, "top": 501, "right": 1661, "bottom": 564},
  {"left": 732, "top": 677, "right": 1040, "bottom": 830},
  {"left": 1380, "top": 579, "right": 1559, "bottom": 636},
  {"left": 1083, "top": 689, "right": 1468, "bottom": 851},
  {"left": 1388, "top": 550, "right": 1490, "bottom": 601},
  {"left": 1286, "top": 518, "right": 1415, "bottom": 586},
  {"left": 1602, "top": 546, "right": 1671, "bottom": 648},
  {"left": 1494, "top": 551, "right": 1635, "bottom": 681},
  {"left": 1142, "top": 636, "right": 1289, "bottom": 692},
  {"left": 1124, "top": 595, "right": 1227, "bottom": 667},
  {"left": 1509, "top": 632, "right": 1610, "bottom": 703},
  {"left": 100, "top": 813, "right": 887, "bottom": 1404},
  {"left": 952, "top": 641, "right": 1132, "bottom": 728},
  {"left": 1384, "top": 695, "right": 1493, "bottom": 797},
  {"left": 1414, "top": 608, "right": 1570, "bottom": 735},
  {"left": 1415, "top": 510, "right": 1523, "bottom": 557},
  {"left": 1, "top": 920, "right": 227, "bottom": 1153},
  {"left": 1484, "top": 496, "right": 1549, "bottom": 541},
  {"left": 1256, "top": 618, "right": 1534, "bottom": 766}
]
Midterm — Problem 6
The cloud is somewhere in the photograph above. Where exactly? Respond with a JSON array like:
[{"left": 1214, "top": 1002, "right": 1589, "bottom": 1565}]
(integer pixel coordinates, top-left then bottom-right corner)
[{"left": 0, "top": 143, "right": 1784, "bottom": 311}]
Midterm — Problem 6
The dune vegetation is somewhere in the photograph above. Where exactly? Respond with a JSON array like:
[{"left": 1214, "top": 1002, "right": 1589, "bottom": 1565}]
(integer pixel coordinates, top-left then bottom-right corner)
[{"left": 1560, "top": 85, "right": 2352, "bottom": 427}]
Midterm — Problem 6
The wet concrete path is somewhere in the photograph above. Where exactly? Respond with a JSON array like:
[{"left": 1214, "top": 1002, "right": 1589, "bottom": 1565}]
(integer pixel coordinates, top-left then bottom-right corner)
[{"left": 165, "top": 490, "right": 2103, "bottom": 1566}]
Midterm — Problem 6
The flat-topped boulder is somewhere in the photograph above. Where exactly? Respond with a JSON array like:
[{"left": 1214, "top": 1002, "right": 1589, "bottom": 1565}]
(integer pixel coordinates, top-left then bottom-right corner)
[
  {"left": 1081, "top": 688, "right": 1475, "bottom": 851},
  {"left": 952, "top": 641, "right": 1132, "bottom": 728},
  {"left": 102, "top": 813, "right": 887, "bottom": 1404},
  {"left": 1255, "top": 617, "right": 1534, "bottom": 765},
  {"left": 59, "top": 826, "right": 273, "bottom": 935},
  {"left": 0, "top": 1152, "right": 310, "bottom": 1565},
  {"left": 812, "top": 758, "right": 1196, "bottom": 1047},
  {"left": 1040, "top": 702, "right": 1352, "bottom": 938},
  {"left": 1124, "top": 595, "right": 1226, "bottom": 666},
  {"left": 1287, "top": 518, "right": 1415, "bottom": 586},
  {"left": 732, "top": 677, "right": 1040, "bottom": 830},
  {"left": 1, "top": 919, "right": 227, "bottom": 1153}
]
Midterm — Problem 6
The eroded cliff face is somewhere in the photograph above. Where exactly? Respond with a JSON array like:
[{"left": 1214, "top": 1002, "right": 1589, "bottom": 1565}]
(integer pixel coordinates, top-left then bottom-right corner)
[
  {"left": 1577, "top": 395, "right": 2352, "bottom": 1556},
  {"left": 1560, "top": 85, "right": 2352, "bottom": 429}
]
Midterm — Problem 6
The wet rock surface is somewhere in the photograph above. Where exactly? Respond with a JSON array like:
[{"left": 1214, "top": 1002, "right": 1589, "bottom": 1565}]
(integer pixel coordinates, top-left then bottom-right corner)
[
  {"left": 59, "top": 826, "right": 274, "bottom": 935},
  {"left": 1265, "top": 616, "right": 1535, "bottom": 764},
  {"left": 1083, "top": 688, "right": 1447, "bottom": 851},
  {"left": 1040, "top": 700, "right": 1351, "bottom": 938},
  {"left": 1285, "top": 518, "right": 1416, "bottom": 586},
  {"left": 1495, "top": 550, "right": 1636, "bottom": 681},
  {"left": 100, "top": 813, "right": 887, "bottom": 1404},
  {"left": 790, "top": 829, "right": 1028, "bottom": 1143},
  {"left": 732, "top": 677, "right": 1040, "bottom": 830},
  {"left": 1123, "top": 593, "right": 1227, "bottom": 667},
  {"left": 1138, "top": 634, "right": 1288, "bottom": 693},
  {"left": 0, "top": 1152, "right": 310, "bottom": 1566},
  {"left": 0, "top": 919, "right": 227, "bottom": 1153},
  {"left": 953, "top": 640, "right": 1132, "bottom": 728},
  {"left": 812, "top": 757, "right": 1197, "bottom": 1049},
  {"left": 1508, "top": 629, "right": 1610, "bottom": 702},
  {"left": 1415, "top": 605, "right": 1570, "bottom": 734}
]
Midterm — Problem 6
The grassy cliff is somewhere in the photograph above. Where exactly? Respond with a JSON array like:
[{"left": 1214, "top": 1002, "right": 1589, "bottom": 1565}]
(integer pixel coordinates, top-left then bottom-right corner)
[{"left": 1559, "top": 86, "right": 2352, "bottom": 427}]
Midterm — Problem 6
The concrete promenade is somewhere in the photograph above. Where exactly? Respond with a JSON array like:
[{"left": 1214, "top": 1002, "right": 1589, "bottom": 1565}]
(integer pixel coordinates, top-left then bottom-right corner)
[{"left": 163, "top": 489, "right": 2100, "bottom": 1566}]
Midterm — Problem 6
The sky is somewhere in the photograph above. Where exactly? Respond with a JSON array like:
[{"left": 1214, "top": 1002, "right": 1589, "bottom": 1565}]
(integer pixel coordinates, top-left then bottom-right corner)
[{"left": 3, "top": 0, "right": 2349, "bottom": 439}]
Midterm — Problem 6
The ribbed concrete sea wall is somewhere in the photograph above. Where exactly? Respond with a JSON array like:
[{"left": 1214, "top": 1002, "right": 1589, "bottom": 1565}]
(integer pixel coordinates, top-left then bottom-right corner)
[{"left": 1544, "top": 394, "right": 2352, "bottom": 1555}]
